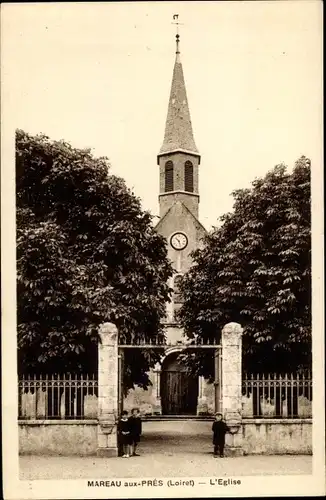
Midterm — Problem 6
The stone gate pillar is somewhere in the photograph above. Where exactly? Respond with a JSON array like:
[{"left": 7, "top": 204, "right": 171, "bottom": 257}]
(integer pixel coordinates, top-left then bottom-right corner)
[
  {"left": 221, "top": 322, "right": 243, "bottom": 456},
  {"left": 97, "top": 322, "right": 119, "bottom": 457}
]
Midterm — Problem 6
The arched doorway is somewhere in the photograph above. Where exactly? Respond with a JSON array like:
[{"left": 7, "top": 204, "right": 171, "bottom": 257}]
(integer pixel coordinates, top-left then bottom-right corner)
[{"left": 160, "top": 352, "right": 199, "bottom": 415}]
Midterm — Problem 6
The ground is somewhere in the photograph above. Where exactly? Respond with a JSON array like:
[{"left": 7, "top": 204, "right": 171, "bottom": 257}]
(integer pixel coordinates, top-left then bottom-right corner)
[
  {"left": 19, "top": 420, "right": 312, "bottom": 480},
  {"left": 20, "top": 454, "right": 312, "bottom": 480}
]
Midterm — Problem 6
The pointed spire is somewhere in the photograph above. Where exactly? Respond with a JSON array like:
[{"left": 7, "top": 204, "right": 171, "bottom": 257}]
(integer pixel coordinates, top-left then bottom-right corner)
[{"left": 159, "top": 34, "right": 199, "bottom": 157}]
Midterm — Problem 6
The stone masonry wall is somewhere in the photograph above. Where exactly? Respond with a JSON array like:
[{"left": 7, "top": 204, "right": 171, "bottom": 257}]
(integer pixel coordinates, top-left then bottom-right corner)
[
  {"left": 18, "top": 419, "right": 312, "bottom": 456},
  {"left": 19, "top": 421, "right": 97, "bottom": 456},
  {"left": 242, "top": 419, "right": 312, "bottom": 455}
]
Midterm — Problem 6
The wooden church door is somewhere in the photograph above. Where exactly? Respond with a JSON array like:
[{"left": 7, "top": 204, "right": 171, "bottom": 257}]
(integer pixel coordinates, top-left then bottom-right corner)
[{"left": 161, "top": 353, "right": 198, "bottom": 415}]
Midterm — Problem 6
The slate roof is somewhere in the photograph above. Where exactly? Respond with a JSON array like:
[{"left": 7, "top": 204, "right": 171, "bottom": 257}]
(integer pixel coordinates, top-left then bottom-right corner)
[{"left": 159, "top": 51, "right": 199, "bottom": 157}]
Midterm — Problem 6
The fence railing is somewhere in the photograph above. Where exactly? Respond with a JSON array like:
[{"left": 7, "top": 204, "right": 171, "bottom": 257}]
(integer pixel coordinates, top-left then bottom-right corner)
[
  {"left": 18, "top": 374, "right": 98, "bottom": 420},
  {"left": 19, "top": 371, "right": 312, "bottom": 420},
  {"left": 242, "top": 372, "right": 312, "bottom": 419}
]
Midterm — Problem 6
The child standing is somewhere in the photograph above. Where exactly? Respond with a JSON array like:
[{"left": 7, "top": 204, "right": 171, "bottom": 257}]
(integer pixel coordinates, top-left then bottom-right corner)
[
  {"left": 212, "top": 412, "right": 230, "bottom": 457},
  {"left": 118, "top": 410, "right": 131, "bottom": 458},
  {"left": 129, "top": 408, "right": 142, "bottom": 456}
]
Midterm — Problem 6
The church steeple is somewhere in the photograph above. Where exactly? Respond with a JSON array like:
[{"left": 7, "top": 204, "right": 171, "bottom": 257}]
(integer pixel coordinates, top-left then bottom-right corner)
[
  {"left": 159, "top": 33, "right": 200, "bottom": 159},
  {"left": 157, "top": 29, "right": 201, "bottom": 220}
]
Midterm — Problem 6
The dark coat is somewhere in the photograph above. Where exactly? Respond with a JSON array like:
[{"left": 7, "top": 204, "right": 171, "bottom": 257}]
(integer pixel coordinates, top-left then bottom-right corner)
[
  {"left": 212, "top": 420, "right": 229, "bottom": 444},
  {"left": 118, "top": 418, "right": 132, "bottom": 445},
  {"left": 129, "top": 415, "right": 142, "bottom": 441}
]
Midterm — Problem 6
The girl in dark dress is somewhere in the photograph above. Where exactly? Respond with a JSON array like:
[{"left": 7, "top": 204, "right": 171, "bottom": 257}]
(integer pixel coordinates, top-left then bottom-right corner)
[
  {"left": 118, "top": 410, "right": 131, "bottom": 457},
  {"left": 212, "top": 412, "right": 230, "bottom": 457}
]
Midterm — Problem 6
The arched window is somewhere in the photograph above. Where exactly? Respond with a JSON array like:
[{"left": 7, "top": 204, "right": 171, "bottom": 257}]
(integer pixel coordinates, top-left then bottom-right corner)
[
  {"left": 184, "top": 161, "right": 194, "bottom": 192},
  {"left": 165, "top": 161, "right": 174, "bottom": 192}
]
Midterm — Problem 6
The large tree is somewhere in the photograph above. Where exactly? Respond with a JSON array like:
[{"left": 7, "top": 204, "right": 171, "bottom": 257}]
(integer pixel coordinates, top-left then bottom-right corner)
[
  {"left": 16, "top": 129, "right": 173, "bottom": 390},
  {"left": 179, "top": 157, "right": 311, "bottom": 377}
]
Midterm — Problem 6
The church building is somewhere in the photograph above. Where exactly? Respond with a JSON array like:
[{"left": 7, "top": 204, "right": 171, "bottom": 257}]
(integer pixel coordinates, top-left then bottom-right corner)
[{"left": 124, "top": 33, "right": 215, "bottom": 416}]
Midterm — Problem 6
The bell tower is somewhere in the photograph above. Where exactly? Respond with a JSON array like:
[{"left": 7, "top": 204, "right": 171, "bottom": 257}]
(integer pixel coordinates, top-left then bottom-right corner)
[
  {"left": 124, "top": 21, "right": 209, "bottom": 416},
  {"left": 155, "top": 24, "right": 206, "bottom": 319},
  {"left": 157, "top": 32, "right": 201, "bottom": 219}
]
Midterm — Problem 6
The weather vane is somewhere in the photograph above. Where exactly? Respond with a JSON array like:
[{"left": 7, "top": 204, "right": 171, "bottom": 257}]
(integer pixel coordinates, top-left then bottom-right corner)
[
  {"left": 172, "top": 14, "right": 184, "bottom": 54},
  {"left": 172, "top": 14, "right": 184, "bottom": 35}
]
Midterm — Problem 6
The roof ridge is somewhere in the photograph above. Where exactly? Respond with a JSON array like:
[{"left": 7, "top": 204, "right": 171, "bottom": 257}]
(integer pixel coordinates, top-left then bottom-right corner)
[
  {"left": 154, "top": 200, "right": 207, "bottom": 234},
  {"left": 178, "top": 200, "right": 207, "bottom": 233}
]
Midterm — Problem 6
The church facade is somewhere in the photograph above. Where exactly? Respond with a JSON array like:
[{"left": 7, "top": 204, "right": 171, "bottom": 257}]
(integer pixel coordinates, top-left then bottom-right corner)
[{"left": 124, "top": 35, "right": 215, "bottom": 416}]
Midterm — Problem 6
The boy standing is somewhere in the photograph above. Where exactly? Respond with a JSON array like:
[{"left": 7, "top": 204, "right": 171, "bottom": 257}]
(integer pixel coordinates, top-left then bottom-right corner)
[
  {"left": 212, "top": 412, "right": 230, "bottom": 457},
  {"left": 129, "top": 408, "right": 142, "bottom": 456},
  {"left": 118, "top": 410, "right": 131, "bottom": 458}
]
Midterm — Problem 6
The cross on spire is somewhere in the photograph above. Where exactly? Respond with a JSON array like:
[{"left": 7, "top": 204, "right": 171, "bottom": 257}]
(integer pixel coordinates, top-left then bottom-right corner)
[{"left": 172, "top": 14, "right": 184, "bottom": 54}]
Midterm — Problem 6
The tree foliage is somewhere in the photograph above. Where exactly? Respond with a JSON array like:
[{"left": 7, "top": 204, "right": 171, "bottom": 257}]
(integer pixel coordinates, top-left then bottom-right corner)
[
  {"left": 16, "top": 129, "right": 173, "bottom": 390},
  {"left": 179, "top": 157, "right": 311, "bottom": 376}
]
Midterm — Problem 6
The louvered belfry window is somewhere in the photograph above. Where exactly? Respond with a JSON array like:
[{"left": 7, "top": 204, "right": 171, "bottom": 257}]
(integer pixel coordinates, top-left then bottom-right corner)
[
  {"left": 165, "top": 161, "right": 174, "bottom": 192},
  {"left": 185, "top": 161, "right": 194, "bottom": 192}
]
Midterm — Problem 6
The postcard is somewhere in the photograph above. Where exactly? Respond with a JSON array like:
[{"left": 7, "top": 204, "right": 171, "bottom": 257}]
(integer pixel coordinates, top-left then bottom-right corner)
[{"left": 1, "top": 1, "right": 325, "bottom": 499}]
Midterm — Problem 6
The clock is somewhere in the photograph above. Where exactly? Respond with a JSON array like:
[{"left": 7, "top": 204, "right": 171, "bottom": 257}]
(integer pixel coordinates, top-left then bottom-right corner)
[{"left": 170, "top": 232, "right": 188, "bottom": 251}]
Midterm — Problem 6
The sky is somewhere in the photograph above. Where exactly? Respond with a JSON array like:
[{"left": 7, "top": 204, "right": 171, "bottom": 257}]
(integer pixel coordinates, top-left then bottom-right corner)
[{"left": 2, "top": 1, "right": 322, "bottom": 229}]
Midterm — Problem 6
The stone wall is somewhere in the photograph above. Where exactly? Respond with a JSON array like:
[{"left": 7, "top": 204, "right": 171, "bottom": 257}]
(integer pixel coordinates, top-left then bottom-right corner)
[
  {"left": 123, "top": 370, "right": 160, "bottom": 416},
  {"left": 19, "top": 420, "right": 97, "bottom": 456},
  {"left": 200, "top": 379, "right": 215, "bottom": 414},
  {"left": 18, "top": 419, "right": 312, "bottom": 456},
  {"left": 242, "top": 419, "right": 312, "bottom": 455}
]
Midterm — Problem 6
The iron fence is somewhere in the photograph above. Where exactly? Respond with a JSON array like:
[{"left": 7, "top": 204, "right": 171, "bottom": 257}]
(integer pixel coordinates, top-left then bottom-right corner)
[
  {"left": 242, "top": 372, "right": 312, "bottom": 418},
  {"left": 18, "top": 374, "right": 98, "bottom": 420},
  {"left": 18, "top": 370, "right": 312, "bottom": 420}
]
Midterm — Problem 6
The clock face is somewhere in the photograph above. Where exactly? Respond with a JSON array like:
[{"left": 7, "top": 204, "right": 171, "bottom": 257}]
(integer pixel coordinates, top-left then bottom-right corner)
[{"left": 170, "top": 232, "right": 188, "bottom": 251}]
